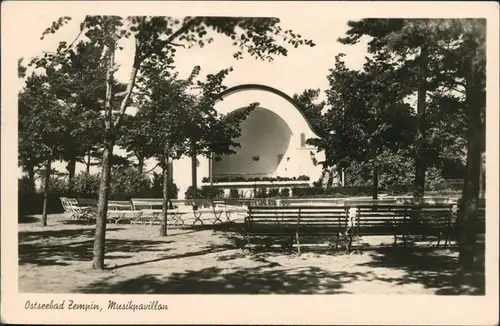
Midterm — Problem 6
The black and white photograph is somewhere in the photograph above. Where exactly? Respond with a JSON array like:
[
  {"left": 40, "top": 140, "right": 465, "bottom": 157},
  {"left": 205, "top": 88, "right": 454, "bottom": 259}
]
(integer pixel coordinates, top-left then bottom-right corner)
[{"left": 2, "top": 1, "right": 499, "bottom": 325}]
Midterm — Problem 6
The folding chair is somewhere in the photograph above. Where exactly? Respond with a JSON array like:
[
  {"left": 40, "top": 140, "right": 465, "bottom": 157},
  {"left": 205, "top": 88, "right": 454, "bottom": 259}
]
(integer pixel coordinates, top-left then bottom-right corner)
[{"left": 66, "top": 198, "right": 97, "bottom": 222}]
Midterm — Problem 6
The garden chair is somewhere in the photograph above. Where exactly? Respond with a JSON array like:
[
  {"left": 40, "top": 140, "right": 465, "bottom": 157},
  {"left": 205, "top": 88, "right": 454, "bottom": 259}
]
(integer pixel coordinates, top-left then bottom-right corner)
[
  {"left": 60, "top": 197, "right": 97, "bottom": 222},
  {"left": 107, "top": 210, "right": 144, "bottom": 224}
]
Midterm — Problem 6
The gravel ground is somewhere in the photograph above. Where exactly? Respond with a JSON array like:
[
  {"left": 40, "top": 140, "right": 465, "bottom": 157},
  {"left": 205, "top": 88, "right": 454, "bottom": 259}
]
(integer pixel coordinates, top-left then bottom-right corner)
[{"left": 18, "top": 214, "right": 484, "bottom": 295}]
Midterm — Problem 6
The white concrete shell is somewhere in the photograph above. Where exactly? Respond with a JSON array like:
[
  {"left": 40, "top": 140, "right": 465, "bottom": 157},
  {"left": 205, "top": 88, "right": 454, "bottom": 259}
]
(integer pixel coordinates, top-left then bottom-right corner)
[{"left": 172, "top": 84, "right": 325, "bottom": 198}]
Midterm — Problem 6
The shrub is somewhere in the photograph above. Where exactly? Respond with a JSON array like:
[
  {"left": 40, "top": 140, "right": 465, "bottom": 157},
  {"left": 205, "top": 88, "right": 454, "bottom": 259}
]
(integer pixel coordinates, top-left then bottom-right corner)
[
  {"left": 19, "top": 176, "right": 35, "bottom": 195},
  {"left": 268, "top": 188, "right": 280, "bottom": 197},
  {"left": 229, "top": 188, "right": 239, "bottom": 199},
  {"left": 151, "top": 172, "right": 179, "bottom": 199},
  {"left": 18, "top": 167, "right": 181, "bottom": 215},
  {"left": 72, "top": 173, "right": 101, "bottom": 196},
  {"left": 280, "top": 188, "right": 290, "bottom": 198},
  {"left": 184, "top": 186, "right": 204, "bottom": 199},
  {"left": 200, "top": 186, "right": 224, "bottom": 199},
  {"left": 254, "top": 188, "right": 267, "bottom": 198},
  {"left": 203, "top": 175, "right": 310, "bottom": 183},
  {"left": 47, "top": 175, "right": 69, "bottom": 195},
  {"left": 110, "top": 167, "right": 152, "bottom": 197},
  {"left": 292, "top": 186, "right": 374, "bottom": 198}
]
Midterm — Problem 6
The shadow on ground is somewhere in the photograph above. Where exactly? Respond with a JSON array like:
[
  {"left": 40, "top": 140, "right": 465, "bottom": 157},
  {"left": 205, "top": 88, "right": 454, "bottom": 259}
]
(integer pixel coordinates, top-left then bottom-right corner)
[
  {"left": 358, "top": 246, "right": 485, "bottom": 295},
  {"left": 75, "top": 236, "right": 485, "bottom": 295},
  {"left": 18, "top": 214, "right": 41, "bottom": 224},
  {"left": 20, "top": 222, "right": 485, "bottom": 295},
  {"left": 18, "top": 227, "right": 115, "bottom": 243},
  {"left": 19, "top": 230, "right": 173, "bottom": 267},
  {"left": 77, "top": 265, "right": 358, "bottom": 294}
]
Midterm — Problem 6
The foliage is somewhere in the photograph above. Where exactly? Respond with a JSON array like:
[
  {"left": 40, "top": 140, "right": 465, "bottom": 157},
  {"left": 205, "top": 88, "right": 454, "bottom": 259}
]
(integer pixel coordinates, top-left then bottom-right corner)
[
  {"left": 46, "top": 175, "right": 69, "bottom": 194},
  {"left": 202, "top": 175, "right": 310, "bottom": 183},
  {"left": 23, "top": 168, "right": 181, "bottom": 200},
  {"left": 254, "top": 188, "right": 268, "bottom": 198},
  {"left": 151, "top": 172, "right": 179, "bottom": 199},
  {"left": 19, "top": 176, "right": 36, "bottom": 195},
  {"left": 279, "top": 188, "right": 291, "bottom": 198},
  {"left": 199, "top": 186, "right": 224, "bottom": 199},
  {"left": 109, "top": 167, "right": 152, "bottom": 197},
  {"left": 292, "top": 88, "right": 327, "bottom": 137},
  {"left": 132, "top": 65, "right": 258, "bottom": 164},
  {"left": 72, "top": 173, "right": 102, "bottom": 196},
  {"left": 18, "top": 74, "right": 65, "bottom": 169},
  {"left": 292, "top": 186, "right": 374, "bottom": 198},
  {"left": 184, "top": 186, "right": 205, "bottom": 200},
  {"left": 267, "top": 188, "right": 280, "bottom": 198},
  {"left": 229, "top": 188, "right": 240, "bottom": 199},
  {"left": 290, "top": 185, "right": 460, "bottom": 198},
  {"left": 33, "top": 14, "right": 316, "bottom": 268}
]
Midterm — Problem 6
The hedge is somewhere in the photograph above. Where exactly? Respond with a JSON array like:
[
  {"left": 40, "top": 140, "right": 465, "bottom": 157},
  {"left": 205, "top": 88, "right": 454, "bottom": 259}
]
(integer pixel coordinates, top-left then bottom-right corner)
[{"left": 202, "top": 175, "right": 310, "bottom": 183}]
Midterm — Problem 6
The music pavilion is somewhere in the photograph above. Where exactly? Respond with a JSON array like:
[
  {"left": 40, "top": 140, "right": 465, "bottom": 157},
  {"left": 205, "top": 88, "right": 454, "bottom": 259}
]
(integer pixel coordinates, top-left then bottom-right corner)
[{"left": 171, "top": 84, "right": 338, "bottom": 199}]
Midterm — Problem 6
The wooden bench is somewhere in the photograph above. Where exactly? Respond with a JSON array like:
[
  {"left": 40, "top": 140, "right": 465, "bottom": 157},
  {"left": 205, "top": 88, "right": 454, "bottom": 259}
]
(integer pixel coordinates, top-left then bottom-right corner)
[
  {"left": 179, "top": 199, "right": 243, "bottom": 226},
  {"left": 451, "top": 199, "right": 486, "bottom": 243},
  {"left": 245, "top": 205, "right": 349, "bottom": 254},
  {"left": 350, "top": 203, "right": 455, "bottom": 249},
  {"left": 212, "top": 199, "right": 249, "bottom": 223},
  {"left": 129, "top": 198, "right": 232, "bottom": 226},
  {"left": 129, "top": 198, "right": 186, "bottom": 226},
  {"left": 107, "top": 200, "right": 143, "bottom": 224}
]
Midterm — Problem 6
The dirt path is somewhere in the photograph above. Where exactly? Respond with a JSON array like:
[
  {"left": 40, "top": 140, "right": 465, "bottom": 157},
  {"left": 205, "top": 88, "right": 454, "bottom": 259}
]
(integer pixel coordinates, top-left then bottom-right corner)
[{"left": 18, "top": 214, "right": 484, "bottom": 294}]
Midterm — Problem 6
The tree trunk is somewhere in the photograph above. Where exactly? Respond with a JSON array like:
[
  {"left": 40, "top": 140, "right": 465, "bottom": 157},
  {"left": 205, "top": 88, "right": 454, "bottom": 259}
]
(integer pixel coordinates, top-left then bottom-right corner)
[
  {"left": 41, "top": 160, "right": 51, "bottom": 226},
  {"left": 479, "top": 152, "right": 485, "bottom": 199},
  {"left": 160, "top": 143, "right": 169, "bottom": 237},
  {"left": 191, "top": 142, "right": 198, "bottom": 200},
  {"left": 372, "top": 164, "right": 379, "bottom": 200},
  {"left": 86, "top": 151, "right": 91, "bottom": 175},
  {"left": 413, "top": 44, "right": 428, "bottom": 201},
  {"left": 92, "top": 138, "right": 113, "bottom": 270},
  {"left": 458, "top": 56, "right": 483, "bottom": 271},
  {"left": 137, "top": 154, "right": 144, "bottom": 174},
  {"left": 93, "top": 42, "right": 116, "bottom": 271},
  {"left": 66, "top": 157, "right": 76, "bottom": 194},
  {"left": 26, "top": 162, "right": 36, "bottom": 194}
]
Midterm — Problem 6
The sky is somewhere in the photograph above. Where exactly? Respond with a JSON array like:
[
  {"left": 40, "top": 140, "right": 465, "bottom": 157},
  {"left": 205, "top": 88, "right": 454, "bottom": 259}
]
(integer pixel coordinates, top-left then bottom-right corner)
[
  {"left": 16, "top": 13, "right": 369, "bottom": 100},
  {"left": 12, "top": 2, "right": 496, "bottom": 180},
  {"left": 14, "top": 9, "right": 371, "bottom": 176}
]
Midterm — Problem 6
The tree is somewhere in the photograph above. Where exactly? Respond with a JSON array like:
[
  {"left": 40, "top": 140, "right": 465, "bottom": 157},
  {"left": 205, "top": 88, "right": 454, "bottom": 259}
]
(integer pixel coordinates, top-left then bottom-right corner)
[
  {"left": 116, "top": 114, "right": 151, "bottom": 174},
  {"left": 292, "top": 88, "right": 327, "bottom": 136},
  {"left": 338, "top": 19, "right": 453, "bottom": 200},
  {"left": 338, "top": 18, "right": 486, "bottom": 268},
  {"left": 448, "top": 19, "right": 486, "bottom": 270},
  {"left": 19, "top": 74, "right": 65, "bottom": 226},
  {"left": 134, "top": 65, "right": 257, "bottom": 236},
  {"left": 34, "top": 15, "right": 315, "bottom": 269},
  {"left": 309, "top": 53, "right": 415, "bottom": 197}
]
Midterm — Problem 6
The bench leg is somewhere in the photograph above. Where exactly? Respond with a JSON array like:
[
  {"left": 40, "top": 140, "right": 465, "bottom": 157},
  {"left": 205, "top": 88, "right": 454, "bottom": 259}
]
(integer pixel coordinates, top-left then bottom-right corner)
[
  {"left": 346, "top": 231, "right": 352, "bottom": 253},
  {"left": 295, "top": 232, "right": 301, "bottom": 256},
  {"left": 335, "top": 232, "right": 340, "bottom": 251},
  {"left": 212, "top": 211, "right": 223, "bottom": 224},
  {"left": 436, "top": 232, "right": 441, "bottom": 248}
]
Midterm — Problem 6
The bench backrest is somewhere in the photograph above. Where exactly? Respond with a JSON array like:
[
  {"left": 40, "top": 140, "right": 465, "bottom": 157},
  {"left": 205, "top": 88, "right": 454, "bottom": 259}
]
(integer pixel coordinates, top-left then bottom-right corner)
[
  {"left": 108, "top": 200, "right": 133, "bottom": 211},
  {"left": 280, "top": 198, "right": 346, "bottom": 207},
  {"left": 130, "top": 198, "right": 200, "bottom": 210},
  {"left": 248, "top": 205, "right": 348, "bottom": 229},
  {"left": 76, "top": 198, "right": 98, "bottom": 206},
  {"left": 130, "top": 198, "right": 164, "bottom": 210},
  {"left": 353, "top": 204, "right": 453, "bottom": 233}
]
